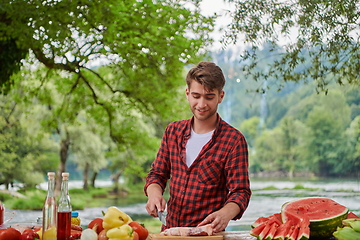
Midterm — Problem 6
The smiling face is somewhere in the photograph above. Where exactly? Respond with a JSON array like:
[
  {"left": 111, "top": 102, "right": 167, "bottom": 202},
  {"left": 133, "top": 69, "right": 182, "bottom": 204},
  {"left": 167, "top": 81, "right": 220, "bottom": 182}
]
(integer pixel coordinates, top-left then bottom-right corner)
[
  {"left": 186, "top": 80, "right": 224, "bottom": 124},
  {"left": 184, "top": 61, "right": 226, "bottom": 132}
]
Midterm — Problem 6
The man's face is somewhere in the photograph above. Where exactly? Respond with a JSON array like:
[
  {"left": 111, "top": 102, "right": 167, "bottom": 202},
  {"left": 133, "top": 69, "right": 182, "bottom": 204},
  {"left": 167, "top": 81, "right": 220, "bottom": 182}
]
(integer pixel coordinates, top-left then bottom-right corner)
[{"left": 186, "top": 80, "right": 224, "bottom": 122}]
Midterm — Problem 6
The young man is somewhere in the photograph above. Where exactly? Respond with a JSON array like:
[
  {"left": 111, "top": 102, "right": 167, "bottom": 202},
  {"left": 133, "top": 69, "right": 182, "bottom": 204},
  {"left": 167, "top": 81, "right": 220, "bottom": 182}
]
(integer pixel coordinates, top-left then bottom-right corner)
[{"left": 144, "top": 61, "right": 251, "bottom": 232}]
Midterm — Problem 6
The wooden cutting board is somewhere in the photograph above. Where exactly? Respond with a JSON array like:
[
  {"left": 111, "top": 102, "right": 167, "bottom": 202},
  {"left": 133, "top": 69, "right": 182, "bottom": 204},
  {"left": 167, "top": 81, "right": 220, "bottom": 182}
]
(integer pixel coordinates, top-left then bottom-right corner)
[{"left": 148, "top": 233, "right": 224, "bottom": 240}]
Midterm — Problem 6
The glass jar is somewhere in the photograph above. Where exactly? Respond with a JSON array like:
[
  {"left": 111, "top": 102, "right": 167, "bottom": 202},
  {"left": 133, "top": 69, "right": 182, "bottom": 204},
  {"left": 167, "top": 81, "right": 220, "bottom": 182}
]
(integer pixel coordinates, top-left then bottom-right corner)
[{"left": 71, "top": 212, "right": 81, "bottom": 226}]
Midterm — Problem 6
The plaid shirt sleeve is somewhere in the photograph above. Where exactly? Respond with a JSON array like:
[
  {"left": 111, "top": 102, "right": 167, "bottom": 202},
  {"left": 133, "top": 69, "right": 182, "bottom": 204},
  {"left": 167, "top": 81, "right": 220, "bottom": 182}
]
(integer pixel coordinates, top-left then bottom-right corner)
[
  {"left": 144, "top": 124, "right": 173, "bottom": 194},
  {"left": 224, "top": 130, "right": 251, "bottom": 219}
]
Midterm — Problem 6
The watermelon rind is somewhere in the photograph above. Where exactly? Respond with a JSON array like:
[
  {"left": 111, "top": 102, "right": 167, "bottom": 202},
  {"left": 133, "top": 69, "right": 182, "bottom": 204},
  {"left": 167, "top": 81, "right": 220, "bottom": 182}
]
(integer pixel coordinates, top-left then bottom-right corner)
[
  {"left": 250, "top": 221, "right": 267, "bottom": 238},
  {"left": 274, "top": 220, "right": 293, "bottom": 240},
  {"left": 263, "top": 222, "right": 279, "bottom": 240},
  {"left": 289, "top": 224, "right": 299, "bottom": 240},
  {"left": 297, "top": 218, "right": 310, "bottom": 240},
  {"left": 281, "top": 197, "right": 348, "bottom": 239},
  {"left": 258, "top": 220, "right": 274, "bottom": 239},
  {"left": 252, "top": 216, "right": 270, "bottom": 228}
]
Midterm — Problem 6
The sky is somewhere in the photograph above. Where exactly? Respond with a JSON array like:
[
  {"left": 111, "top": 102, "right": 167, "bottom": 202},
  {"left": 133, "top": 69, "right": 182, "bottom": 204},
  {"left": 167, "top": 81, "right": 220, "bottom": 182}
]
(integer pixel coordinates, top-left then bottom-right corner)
[{"left": 198, "top": 0, "right": 236, "bottom": 50}]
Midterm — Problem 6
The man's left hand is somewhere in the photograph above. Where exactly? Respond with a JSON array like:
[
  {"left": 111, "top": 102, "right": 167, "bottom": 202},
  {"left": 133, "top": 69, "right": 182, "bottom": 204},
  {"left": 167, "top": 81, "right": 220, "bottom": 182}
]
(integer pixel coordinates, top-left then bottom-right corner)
[{"left": 197, "top": 202, "right": 241, "bottom": 233}]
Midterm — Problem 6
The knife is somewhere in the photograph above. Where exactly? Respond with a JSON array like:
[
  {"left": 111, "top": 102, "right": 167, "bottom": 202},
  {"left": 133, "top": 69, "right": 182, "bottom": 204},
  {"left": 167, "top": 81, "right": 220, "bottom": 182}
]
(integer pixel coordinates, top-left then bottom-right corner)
[{"left": 158, "top": 210, "right": 167, "bottom": 226}]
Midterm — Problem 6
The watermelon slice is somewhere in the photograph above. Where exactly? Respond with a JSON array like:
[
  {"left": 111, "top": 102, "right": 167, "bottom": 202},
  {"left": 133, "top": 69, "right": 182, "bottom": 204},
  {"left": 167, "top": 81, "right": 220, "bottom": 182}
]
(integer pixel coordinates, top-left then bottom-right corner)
[
  {"left": 282, "top": 210, "right": 310, "bottom": 240},
  {"left": 274, "top": 220, "right": 293, "bottom": 240},
  {"left": 250, "top": 213, "right": 282, "bottom": 239},
  {"left": 281, "top": 197, "right": 348, "bottom": 239},
  {"left": 251, "top": 216, "right": 271, "bottom": 228},
  {"left": 263, "top": 222, "right": 280, "bottom": 240},
  {"left": 251, "top": 213, "right": 281, "bottom": 228},
  {"left": 297, "top": 218, "right": 310, "bottom": 240},
  {"left": 250, "top": 221, "right": 267, "bottom": 237},
  {"left": 288, "top": 224, "right": 299, "bottom": 240},
  {"left": 347, "top": 212, "right": 360, "bottom": 219},
  {"left": 258, "top": 217, "right": 282, "bottom": 240}
]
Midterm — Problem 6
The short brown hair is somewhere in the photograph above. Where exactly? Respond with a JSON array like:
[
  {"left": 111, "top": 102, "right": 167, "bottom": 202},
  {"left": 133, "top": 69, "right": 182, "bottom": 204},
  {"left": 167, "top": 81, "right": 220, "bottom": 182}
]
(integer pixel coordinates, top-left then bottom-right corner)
[{"left": 186, "top": 61, "right": 225, "bottom": 93}]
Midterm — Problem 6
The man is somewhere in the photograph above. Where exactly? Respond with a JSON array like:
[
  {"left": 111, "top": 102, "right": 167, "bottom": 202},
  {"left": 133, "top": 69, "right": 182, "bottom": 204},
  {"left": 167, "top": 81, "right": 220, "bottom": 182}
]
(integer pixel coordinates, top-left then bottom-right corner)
[{"left": 144, "top": 61, "right": 251, "bottom": 232}]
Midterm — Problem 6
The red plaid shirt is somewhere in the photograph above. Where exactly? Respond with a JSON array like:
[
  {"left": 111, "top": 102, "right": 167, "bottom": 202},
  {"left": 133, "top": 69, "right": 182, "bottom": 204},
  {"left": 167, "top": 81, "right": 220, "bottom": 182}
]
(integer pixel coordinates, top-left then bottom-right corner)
[{"left": 144, "top": 114, "right": 251, "bottom": 228}]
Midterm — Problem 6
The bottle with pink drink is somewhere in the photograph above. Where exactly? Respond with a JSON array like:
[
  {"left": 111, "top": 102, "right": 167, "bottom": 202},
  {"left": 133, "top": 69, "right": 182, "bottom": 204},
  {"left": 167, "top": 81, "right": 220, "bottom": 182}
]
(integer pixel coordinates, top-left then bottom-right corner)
[{"left": 57, "top": 172, "right": 72, "bottom": 240}]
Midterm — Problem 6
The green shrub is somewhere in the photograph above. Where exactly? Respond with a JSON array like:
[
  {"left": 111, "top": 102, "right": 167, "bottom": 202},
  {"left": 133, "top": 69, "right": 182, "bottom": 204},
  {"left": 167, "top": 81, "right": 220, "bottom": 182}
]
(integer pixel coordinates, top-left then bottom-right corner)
[
  {"left": 0, "top": 192, "right": 12, "bottom": 202},
  {"left": 71, "top": 198, "right": 85, "bottom": 211},
  {"left": 293, "top": 184, "right": 305, "bottom": 189},
  {"left": 262, "top": 186, "right": 278, "bottom": 190},
  {"left": 11, "top": 195, "right": 44, "bottom": 210},
  {"left": 69, "top": 188, "right": 87, "bottom": 194},
  {"left": 91, "top": 188, "right": 108, "bottom": 198}
]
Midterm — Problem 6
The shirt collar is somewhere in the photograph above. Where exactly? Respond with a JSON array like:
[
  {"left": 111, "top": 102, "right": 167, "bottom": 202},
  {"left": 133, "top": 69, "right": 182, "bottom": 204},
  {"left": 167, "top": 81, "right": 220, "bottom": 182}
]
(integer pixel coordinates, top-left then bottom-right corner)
[{"left": 185, "top": 113, "right": 222, "bottom": 139}]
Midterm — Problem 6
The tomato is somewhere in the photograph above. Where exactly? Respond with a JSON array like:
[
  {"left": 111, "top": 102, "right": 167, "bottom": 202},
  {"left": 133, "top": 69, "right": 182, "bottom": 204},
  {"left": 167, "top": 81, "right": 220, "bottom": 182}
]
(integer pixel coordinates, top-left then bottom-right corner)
[
  {"left": 129, "top": 221, "right": 148, "bottom": 240},
  {"left": 132, "top": 231, "right": 139, "bottom": 240},
  {"left": 0, "top": 227, "right": 22, "bottom": 240},
  {"left": 70, "top": 229, "right": 82, "bottom": 239},
  {"left": 88, "top": 217, "right": 104, "bottom": 235},
  {"left": 20, "top": 229, "right": 40, "bottom": 240}
]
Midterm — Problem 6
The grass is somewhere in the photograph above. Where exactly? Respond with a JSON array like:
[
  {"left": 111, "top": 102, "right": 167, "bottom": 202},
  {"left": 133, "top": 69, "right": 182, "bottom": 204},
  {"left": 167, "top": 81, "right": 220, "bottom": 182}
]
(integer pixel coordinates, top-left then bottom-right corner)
[{"left": 258, "top": 184, "right": 325, "bottom": 191}]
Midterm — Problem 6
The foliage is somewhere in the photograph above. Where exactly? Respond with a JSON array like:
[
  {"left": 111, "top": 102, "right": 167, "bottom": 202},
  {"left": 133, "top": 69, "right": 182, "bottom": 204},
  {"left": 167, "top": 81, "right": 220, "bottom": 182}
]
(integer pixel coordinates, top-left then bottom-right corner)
[
  {"left": 1, "top": 0, "right": 214, "bottom": 107},
  {"left": 214, "top": 47, "right": 360, "bottom": 178},
  {"left": 247, "top": 85, "right": 359, "bottom": 177},
  {"left": 1, "top": 0, "right": 216, "bottom": 189},
  {"left": 223, "top": 0, "right": 360, "bottom": 92},
  {"left": 11, "top": 190, "right": 45, "bottom": 210},
  {"left": 0, "top": 192, "right": 12, "bottom": 202},
  {"left": 239, "top": 116, "right": 260, "bottom": 147},
  {"left": 0, "top": 39, "right": 27, "bottom": 93},
  {"left": 304, "top": 106, "right": 345, "bottom": 175},
  {"left": 345, "top": 116, "right": 360, "bottom": 175},
  {"left": 0, "top": 94, "right": 58, "bottom": 188}
]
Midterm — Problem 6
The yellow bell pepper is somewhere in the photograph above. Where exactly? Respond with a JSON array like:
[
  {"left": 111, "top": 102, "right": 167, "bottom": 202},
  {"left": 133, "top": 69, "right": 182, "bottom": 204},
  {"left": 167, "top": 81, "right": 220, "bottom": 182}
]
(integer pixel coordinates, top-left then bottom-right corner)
[
  {"left": 106, "top": 224, "right": 134, "bottom": 240},
  {"left": 102, "top": 206, "right": 132, "bottom": 230},
  {"left": 36, "top": 228, "right": 42, "bottom": 240}
]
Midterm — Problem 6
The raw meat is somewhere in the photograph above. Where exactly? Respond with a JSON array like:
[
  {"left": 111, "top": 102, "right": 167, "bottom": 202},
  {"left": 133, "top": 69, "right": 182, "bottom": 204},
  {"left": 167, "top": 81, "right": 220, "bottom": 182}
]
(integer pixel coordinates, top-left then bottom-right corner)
[{"left": 160, "top": 224, "right": 214, "bottom": 236}]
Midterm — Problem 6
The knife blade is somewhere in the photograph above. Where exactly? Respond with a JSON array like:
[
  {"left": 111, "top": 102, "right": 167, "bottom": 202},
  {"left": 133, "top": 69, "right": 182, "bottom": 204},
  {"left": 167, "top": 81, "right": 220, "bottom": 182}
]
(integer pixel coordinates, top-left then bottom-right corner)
[{"left": 158, "top": 210, "right": 167, "bottom": 226}]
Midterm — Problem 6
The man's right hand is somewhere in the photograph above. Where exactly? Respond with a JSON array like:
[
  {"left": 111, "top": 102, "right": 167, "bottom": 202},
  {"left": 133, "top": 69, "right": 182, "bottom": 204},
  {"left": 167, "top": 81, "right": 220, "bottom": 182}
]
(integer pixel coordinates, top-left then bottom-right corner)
[{"left": 145, "top": 183, "right": 167, "bottom": 217}]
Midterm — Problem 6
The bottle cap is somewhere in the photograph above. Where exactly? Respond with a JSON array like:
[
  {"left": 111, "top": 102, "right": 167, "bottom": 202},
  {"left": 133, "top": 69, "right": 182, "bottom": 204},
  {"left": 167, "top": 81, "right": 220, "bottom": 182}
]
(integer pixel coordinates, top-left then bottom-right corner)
[
  {"left": 62, "top": 172, "right": 69, "bottom": 180},
  {"left": 47, "top": 172, "right": 55, "bottom": 180},
  {"left": 71, "top": 212, "right": 79, "bottom": 217}
]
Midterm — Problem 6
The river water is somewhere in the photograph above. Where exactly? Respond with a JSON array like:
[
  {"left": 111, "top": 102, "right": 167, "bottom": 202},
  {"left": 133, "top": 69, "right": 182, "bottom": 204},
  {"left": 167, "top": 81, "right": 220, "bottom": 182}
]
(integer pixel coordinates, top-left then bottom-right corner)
[{"left": 3, "top": 178, "right": 360, "bottom": 231}]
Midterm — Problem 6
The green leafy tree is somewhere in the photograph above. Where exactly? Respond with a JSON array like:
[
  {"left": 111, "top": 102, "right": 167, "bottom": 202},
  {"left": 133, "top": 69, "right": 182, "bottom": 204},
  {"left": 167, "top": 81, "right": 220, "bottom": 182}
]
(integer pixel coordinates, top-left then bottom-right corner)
[
  {"left": 251, "top": 127, "right": 283, "bottom": 173},
  {"left": 2, "top": 0, "right": 214, "bottom": 188},
  {"left": 1, "top": 0, "right": 214, "bottom": 91},
  {"left": 239, "top": 116, "right": 260, "bottom": 148},
  {"left": 303, "top": 106, "right": 347, "bottom": 176},
  {"left": 345, "top": 116, "right": 360, "bottom": 176},
  {"left": 277, "top": 117, "right": 307, "bottom": 178},
  {"left": 287, "top": 89, "right": 351, "bottom": 127},
  {"left": 0, "top": 94, "right": 58, "bottom": 189},
  {"left": 0, "top": 39, "right": 27, "bottom": 93},
  {"left": 223, "top": 0, "right": 360, "bottom": 92},
  {"left": 68, "top": 114, "right": 108, "bottom": 190},
  {"left": 251, "top": 117, "right": 306, "bottom": 177}
]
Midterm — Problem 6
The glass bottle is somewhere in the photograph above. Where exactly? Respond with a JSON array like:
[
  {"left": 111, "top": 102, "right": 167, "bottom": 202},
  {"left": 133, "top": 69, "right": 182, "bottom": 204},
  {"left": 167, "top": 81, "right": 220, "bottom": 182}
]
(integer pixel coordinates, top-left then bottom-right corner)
[
  {"left": 57, "top": 172, "right": 72, "bottom": 240},
  {"left": 42, "top": 172, "right": 57, "bottom": 240}
]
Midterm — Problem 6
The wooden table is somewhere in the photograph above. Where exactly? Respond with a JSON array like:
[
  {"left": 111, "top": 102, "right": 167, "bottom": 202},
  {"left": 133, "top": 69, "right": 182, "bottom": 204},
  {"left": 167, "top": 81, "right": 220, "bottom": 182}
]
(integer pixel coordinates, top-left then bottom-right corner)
[{"left": 148, "top": 231, "right": 256, "bottom": 240}]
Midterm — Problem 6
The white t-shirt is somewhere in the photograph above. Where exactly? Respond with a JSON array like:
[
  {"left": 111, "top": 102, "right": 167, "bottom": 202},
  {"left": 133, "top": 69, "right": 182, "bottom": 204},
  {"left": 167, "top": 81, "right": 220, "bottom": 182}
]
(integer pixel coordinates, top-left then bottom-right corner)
[{"left": 185, "top": 128, "right": 214, "bottom": 167}]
